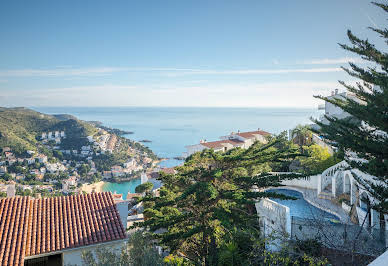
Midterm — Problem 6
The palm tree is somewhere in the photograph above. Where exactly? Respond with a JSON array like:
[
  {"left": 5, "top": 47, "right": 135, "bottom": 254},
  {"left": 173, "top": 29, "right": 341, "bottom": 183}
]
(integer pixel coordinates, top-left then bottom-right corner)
[{"left": 291, "top": 124, "right": 313, "bottom": 147}]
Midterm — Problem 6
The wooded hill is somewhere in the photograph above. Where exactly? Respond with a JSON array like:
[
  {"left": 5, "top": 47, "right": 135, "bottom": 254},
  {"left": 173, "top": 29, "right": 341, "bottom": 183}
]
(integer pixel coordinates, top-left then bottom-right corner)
[{"left": 0, "top": 107, "right": 97, "bottom": 154}]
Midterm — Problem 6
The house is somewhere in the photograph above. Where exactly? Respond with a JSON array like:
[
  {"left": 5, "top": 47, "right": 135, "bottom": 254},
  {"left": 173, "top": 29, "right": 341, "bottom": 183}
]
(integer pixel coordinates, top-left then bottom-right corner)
[
  {"left": 30, "top": 169, "right": 40, "bottom": 176},
  {"left": 27, "top": 158, "right": 36, "bottom": 165},
  {"left": 27, "top": 150, "right": 35, "bottom": 155},
  {"left": 55, "top": 131, "right": 60, "bottom": 138},
  {"left": 37, "top": 154, "right": 48, "bottom": 163},
  {"left": 80, "top": 150, "right": 90, "bottom": 156},
  {"left": 6, "top": 184, "right": 15, "bottom": 197},
  {"left": 4, "top": 152, "right": 13, "bottom": 158},
  {"left": 103, "top": 171, "right": 112, "bottom": 179},
  {"left": 0, "top": 166, "right": 7, "bottom": 174},
  {"left": 112, "top": 192, "right": 123, "bottom": 202},
  {"left": 220, "top": 129, "right": 270, "bottom": 147},
  {"left": 320, "top": 89, "right": 363, "bottom": 124},
  {"left": 40, "top": 167, "right": 46, "bottom": 174},
  {"left": 15, "top": 174, "right": 25, "bottom": 181},
  {"left": 48, "top": 131, "right": 53, "bottom": 139},
  {"left": 41, "top": 132, "right": 47, "bottom": 139},
  {"left": 2, "top": 147, "right": 11, "bottom": 152},
  {"left": 0, "top": 193, "right": 127, "bottom": 266},
  {"left": 184, "top": 129, "right": 270, "bottom": 157},
  {"left": 160, "top": 167, "right": 177, "bottom": 175}
]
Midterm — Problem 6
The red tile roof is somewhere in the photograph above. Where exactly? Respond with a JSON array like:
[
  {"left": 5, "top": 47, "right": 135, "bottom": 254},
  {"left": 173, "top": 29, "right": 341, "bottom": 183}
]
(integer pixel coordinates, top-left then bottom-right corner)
[
  {"left": 0, "top": 192, "right": 126, "bottom": 266},
  {"left": 237, "top": 130, "right": 270, "bottom": 139},
  {"left": 160, "top": 168, "right": 177, "bottom": 174},
  {"left": 201, "top": 139, "right": 244, "bottom": 149}
]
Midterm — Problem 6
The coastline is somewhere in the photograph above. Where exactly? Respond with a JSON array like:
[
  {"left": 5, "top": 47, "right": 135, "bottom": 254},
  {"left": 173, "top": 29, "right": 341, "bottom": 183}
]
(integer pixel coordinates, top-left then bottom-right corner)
[{"left": 81, "top": 181, "right": 106, "bottom": 194}]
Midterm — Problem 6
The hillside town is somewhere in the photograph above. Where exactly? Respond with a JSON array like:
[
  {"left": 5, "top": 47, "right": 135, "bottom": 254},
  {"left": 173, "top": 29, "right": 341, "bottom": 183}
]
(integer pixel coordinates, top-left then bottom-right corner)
[{"left": 0, "top": 126, "right": 158, "bottom": 198}]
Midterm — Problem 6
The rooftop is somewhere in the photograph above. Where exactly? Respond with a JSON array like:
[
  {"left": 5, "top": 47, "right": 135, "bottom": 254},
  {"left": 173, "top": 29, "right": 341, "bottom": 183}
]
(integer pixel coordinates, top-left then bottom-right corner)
[
  {"left": 236, "top": 130, "right": 271, "bottom": 139},
  {"left": 0, "top": 192, "right": 126, "bottom": 266},
  {"left": 201, "top": 139, "right": 245, "bottom": 149}
]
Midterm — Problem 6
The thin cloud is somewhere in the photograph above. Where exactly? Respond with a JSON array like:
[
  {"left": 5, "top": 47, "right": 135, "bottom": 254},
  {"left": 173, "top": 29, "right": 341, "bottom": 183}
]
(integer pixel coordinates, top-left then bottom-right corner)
[
  {"left": 156, "top": 67, "right": 342, "bottom": 76},
  {"left": 0, "top": 66, "right": 343, "bottom": 78},
  {"left": 0, "top": 67, "right": 128, "bottom": 77},
  {"left": 300, "top": 57, "right": 364, "bottom": 65}
]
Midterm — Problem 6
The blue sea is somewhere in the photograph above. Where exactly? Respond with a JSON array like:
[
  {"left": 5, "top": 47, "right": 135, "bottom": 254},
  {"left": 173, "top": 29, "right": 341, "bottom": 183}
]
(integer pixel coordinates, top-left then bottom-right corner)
[{"left": 33, "top": 107, "right": 322, "bottom": 197}]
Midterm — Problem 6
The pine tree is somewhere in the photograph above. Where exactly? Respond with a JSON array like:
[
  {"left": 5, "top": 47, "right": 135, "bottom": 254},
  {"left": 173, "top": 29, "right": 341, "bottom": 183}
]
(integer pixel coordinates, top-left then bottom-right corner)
[
  {"left": 314, "top": 2, "right": 388, "bottom": 213},
  {"left": 134, "top": 134, "right": 304, "bottom": 265}
]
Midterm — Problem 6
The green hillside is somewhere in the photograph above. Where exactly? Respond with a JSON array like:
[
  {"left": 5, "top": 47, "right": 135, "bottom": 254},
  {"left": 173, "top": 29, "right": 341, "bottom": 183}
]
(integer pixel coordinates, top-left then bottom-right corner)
[{"left": 0, "top": 107, "right": 97, "bottom": 154}]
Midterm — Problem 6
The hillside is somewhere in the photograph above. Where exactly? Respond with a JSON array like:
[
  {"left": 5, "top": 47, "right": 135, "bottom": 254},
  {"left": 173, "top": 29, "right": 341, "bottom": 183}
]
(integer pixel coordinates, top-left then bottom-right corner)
[{"left": 0, "top": 107, "right": 97, "bottom": 154}]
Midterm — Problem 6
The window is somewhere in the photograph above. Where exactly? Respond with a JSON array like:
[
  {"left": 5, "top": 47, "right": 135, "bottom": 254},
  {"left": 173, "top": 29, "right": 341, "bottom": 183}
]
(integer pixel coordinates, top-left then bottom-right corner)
[{"left": 24, "top": 254, "right": 62, "bottom": 266}]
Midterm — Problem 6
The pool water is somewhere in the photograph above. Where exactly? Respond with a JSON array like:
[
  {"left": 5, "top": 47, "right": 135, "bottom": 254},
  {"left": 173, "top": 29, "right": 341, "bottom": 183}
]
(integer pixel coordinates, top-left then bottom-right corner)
[{"left": 268, "top": 189, "right": 338, "bottom": 221}]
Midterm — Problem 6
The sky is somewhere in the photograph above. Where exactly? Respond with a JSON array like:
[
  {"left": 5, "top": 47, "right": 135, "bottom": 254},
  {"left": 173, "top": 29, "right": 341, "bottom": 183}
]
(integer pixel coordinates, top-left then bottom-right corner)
[{"left": 0, "top": 0, "right": 386, "bottom": 108}]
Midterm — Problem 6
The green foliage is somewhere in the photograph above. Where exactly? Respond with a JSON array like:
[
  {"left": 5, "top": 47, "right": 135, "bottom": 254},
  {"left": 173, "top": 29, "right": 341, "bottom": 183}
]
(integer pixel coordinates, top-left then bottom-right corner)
[
  {"left": 294, "top": 238, "right": 323, "bottom": 258},
  {"left": 2, "top": 173, "right": 13, "bottom": 181},
  {"left": 299, "top": 144, "right": 341, "bottom": 174},
  {"left": 135, "top": 135, "right": 305, "bottom": 265},
  {"left": 78, "top": 163, "right": 91, "bottom": 177},
  {"left": 135, "top": 181, "right": 154, "bottom": 194},
  {"left": 313, "top": 2, "right": 388, "bottom": 213},
  {"left": 291, "top": 125, "right": 313, "bottom": 147}
]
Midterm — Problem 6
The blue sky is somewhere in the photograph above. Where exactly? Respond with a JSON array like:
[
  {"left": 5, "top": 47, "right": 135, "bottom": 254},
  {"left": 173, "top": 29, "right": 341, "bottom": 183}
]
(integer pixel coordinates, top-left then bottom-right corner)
[{"left": 0, "top": 0, "right": 385, "bottom": 107}]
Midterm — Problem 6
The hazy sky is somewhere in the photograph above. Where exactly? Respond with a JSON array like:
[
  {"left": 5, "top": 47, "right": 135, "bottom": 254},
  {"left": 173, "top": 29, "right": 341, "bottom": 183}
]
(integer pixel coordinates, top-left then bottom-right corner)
[{"left": 0, "top": 0, "right": 385, "bottom": 107}]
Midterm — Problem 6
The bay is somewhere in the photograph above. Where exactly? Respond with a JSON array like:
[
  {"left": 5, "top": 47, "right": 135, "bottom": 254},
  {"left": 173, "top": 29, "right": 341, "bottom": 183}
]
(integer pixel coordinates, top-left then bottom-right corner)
[{"left": 33, "top": 107, "right": 322, "bottom": 198}]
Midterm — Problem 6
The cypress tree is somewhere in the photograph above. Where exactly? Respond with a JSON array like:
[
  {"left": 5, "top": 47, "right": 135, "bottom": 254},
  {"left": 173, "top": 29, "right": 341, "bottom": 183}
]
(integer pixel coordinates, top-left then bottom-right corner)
[{"left": 314, "top": 2, "right": 388, "bottom": 213}]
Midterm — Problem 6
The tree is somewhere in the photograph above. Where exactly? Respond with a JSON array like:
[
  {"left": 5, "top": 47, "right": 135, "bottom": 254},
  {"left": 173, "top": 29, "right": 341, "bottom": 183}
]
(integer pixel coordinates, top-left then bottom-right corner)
[
  {"left": 135, "top": 181, "right": 154, "bottom": 194},
  {"left": 299, "top": 144, "right": 341, "bottom": 174},
  {"left": 135, "top": 134, "right": 304, "bottom": 265},
  {"left": 3, "top": 172, "right": 14, "bottom": 181},
  {"left": 314, "top": 2, "right": 388, "bottom": 214},
  {"left": 291, "top": 124, "right": 313, "bottom": 148}
]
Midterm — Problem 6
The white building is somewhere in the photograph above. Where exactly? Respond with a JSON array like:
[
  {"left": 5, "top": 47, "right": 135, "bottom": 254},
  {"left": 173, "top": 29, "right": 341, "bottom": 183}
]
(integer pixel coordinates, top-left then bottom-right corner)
[
  {"left": 6, "top": 184, "right": 15, "bottom": 197},
  {"left": 321, "top": 89, "right": 363, "bottom": 123},
  {"left": 0, "top": 193, "right": 127, "bottom": 266},
  {"left": 184, "top": 129, "right": 270, "bottom": 158}
]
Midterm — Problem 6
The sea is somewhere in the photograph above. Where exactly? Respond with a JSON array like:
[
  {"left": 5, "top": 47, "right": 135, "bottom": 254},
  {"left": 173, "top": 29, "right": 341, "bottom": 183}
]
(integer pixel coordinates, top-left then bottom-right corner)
[{"left": 33, "top": 107, "right": 322, "bottom": 198}]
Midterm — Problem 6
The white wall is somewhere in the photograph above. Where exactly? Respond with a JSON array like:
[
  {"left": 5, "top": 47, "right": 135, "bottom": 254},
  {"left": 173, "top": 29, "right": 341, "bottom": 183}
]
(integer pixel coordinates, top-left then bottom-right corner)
[
  {"left": 63, "top": 240, "right": 125, "bottom": 266},
  {"left": 116, "top": 201, "right": 129, "bottom": 230},
  {"left": 280, "top": 175, "right": 320, "bottom": 190},
  {"left": 255, "top": 198, "right": 291, "bottom": 251}
]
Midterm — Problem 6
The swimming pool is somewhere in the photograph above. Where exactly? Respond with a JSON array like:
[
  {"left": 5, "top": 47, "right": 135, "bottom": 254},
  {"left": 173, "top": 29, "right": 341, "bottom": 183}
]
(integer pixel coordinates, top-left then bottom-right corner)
[{"left": 268, "top": 189, "right": 339, "bottom": 221}]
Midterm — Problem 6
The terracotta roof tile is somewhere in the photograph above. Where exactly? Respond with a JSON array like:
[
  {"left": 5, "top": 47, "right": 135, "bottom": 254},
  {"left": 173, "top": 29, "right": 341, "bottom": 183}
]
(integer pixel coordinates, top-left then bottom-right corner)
[
  {"left": 0, "top": 192, "right": 126, "bottom": 266},
  {"left": 236, "top": 130, "right": 270, "bottom": 139},
  {"left": 201, "top": 139, "right": 245, "bottom": 149}
]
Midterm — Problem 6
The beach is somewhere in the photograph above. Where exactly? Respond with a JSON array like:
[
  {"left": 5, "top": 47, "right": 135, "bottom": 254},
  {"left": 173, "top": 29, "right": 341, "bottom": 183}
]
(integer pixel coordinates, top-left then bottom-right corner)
[{"left": 81, "top": 181, "right": 106, "bottom": 194}]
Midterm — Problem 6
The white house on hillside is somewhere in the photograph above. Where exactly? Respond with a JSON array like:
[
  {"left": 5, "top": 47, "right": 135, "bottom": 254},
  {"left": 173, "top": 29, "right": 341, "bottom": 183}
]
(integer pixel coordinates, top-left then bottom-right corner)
[{"left": 184, "top": 129, "right": 270, "bottom": 158}]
